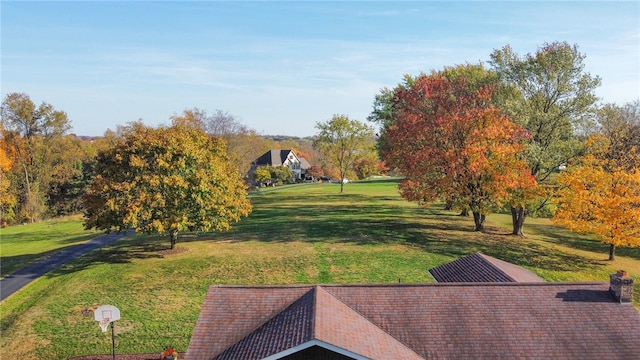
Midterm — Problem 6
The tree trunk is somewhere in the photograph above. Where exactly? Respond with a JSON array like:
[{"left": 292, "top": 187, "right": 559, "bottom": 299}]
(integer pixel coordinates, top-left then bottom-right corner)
[
  {"left": 511, "top": 206, "right": 526, "bottom": 236},
  {"left": 472, "top": 212, "right": 485, "bottom": 231},
  {"left": 459, "top": 209, "right": 469, "bottom": 217},
  {"left": 444, "top": 201, "right": 453, "bottom": 211},
  {"left": 22, "top": 163, "right": 34, "bottom": 223},
  {"left": 170, "top": 230, "right": 178, "bottom": 250},
  {"left": 609, "top": 244, "right": 615, "bottom": 261}
]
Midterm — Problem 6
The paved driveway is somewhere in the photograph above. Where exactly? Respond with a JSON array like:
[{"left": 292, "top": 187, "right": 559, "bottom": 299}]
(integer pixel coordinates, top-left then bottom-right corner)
[{"left": 1, "top": 231, "right": 130, "bottom": 301}]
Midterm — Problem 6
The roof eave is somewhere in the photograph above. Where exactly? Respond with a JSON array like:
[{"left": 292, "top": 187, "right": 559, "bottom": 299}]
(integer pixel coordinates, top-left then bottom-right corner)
[{"left": 261, "top": 339, "right": 371, "bottom": 360}]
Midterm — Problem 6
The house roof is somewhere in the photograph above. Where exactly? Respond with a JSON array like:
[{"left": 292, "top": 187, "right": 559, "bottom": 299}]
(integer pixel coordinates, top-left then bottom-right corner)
[
  {"left": 186, "top": 282, "right": 640, "bottom": 360},
  {"left": 298, "top": 157, "right": 311, "bottom": 170},
  {"left": 254, "top": 150, "right": 295, "bottom": 167},
  {"left": 210, "top": 286, "right": 422, "bottom": 360},
  {"left": 428, "top": 252, "right": 546, "bottom": 283}
]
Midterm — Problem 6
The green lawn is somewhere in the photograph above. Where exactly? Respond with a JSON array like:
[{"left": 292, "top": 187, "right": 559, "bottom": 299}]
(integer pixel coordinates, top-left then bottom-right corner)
[
  {"left": 0, "top": 215, "right": 101, "bottom": 277},
  {"left": 1, "top": 179, "right": 639, "bottom": 359}
]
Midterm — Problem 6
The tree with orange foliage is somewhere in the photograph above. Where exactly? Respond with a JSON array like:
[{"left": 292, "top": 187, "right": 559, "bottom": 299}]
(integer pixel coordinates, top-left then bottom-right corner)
[
  {"left": 0, "top": 137, "right": 17, "bottom": 222},
  {"left": 306, "top": 165, "right": 324, "bottom": 181},
  {"left": 382, "top": 69, "right": 535, "bottom": 231},
  {"left": 553, "top": 135, "right": 640, "bottom": 260}
]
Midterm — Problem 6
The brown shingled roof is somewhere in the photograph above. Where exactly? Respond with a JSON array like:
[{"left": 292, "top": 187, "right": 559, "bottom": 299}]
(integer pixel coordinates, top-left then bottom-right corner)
[
  {"left": 428, "top": 252, "right": 545, "bottom": 283},
  {"left": 186, "top": 282, "right": 640, "bottom": 359}
]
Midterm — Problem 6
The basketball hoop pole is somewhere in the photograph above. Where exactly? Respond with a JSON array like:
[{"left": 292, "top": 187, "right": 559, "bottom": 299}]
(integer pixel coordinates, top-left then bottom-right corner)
[
  {"left": 110, "top": 321, "right": 116, "bottom": 360},
  {"left": 94, "top": 305, "right": 120, "bottom": 360}
]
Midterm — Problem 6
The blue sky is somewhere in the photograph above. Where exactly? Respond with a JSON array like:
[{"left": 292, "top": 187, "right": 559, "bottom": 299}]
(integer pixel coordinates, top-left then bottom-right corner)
[{"left": 2, "top": 1, "right": 639, "bottom": 137}]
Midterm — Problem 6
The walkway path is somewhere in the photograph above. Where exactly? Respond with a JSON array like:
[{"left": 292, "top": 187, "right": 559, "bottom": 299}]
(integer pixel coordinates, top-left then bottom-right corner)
[{"left": 0, "top": 231, "right": 130, "bottom": 301}]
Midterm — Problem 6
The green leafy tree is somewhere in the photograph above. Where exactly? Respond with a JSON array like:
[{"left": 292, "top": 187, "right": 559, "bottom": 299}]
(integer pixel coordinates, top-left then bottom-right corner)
[
  {"left": 489, "top": 41, "right": 601, "bottom": 235},
  {"left": 353, "top": 154, "right": 381, "bottom": 180},
  {"left": 594, "top": 101, "right": 640, "bottom": 170},
  {"left": 82, "top": 122, "right": 252, "bottom": 249},
  {"left": 45, "top": 135, "right": 89, "bottom": 215},
  {"left": 270, "top": 165, "right": 293, "bottom": 185},
  {"left": 0, "top": 92, "right": 71, "bottom": 222},
  {"left": 313, "top": 115, "right": 375, "bottom": 193},
  {"left": 253, "top": 166, "right": 272, "bottom": 185}
]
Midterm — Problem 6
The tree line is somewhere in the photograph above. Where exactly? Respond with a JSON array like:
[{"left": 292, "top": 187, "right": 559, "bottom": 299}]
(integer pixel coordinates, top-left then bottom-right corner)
[
  {"left": 1, "top": 41, "right": 638, "bottom": 258},
  {"left": 0, "top": 94, "right": 382, "bottom": 248},
  {"left": 0, "top": 102, "right": 309, "bottom": 219}
]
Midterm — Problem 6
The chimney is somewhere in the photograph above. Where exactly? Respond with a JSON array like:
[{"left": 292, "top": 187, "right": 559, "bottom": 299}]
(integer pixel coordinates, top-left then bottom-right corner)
[{"left": 609, "top": 270, "right": 634, "bottom": 303}]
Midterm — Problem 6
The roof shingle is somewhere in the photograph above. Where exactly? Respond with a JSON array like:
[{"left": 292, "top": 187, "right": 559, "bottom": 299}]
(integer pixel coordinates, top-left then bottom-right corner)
[
  {"left": 186, "top": 282, "right": 640, "bottom": 360},
  {"left": 428, "top": 252, "right": 545, "bottom": 283}
]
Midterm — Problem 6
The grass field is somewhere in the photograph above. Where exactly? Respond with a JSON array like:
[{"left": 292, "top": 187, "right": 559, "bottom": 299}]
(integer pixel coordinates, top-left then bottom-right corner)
[
  {"left": 1, "top": 179, "right": 639, "bottom": 359},
  {"left": 0, "top": 215, "right": 101, "bottom": 277}
]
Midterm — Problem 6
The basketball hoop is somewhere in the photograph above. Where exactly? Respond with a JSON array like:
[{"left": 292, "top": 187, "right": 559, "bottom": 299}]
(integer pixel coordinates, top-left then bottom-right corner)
[
  {"left": 94, "top": 305, "right": 121, "bottom": 360},
  {"left": 99, "top": 317, "right": 111, "bottom": 332},
  {"left": 94, "top": 304, "right": 120, "bottom": 332}
]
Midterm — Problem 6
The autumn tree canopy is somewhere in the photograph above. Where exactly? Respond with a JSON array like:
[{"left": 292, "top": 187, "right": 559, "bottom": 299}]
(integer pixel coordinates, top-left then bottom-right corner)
[
  {"left": 269, "top": 165, "right": 293, "bottom": 185},
  {"left": 253, "top": 167, "right": 272, "bottom": 185},
  {"left": 313, "top": 115, "right": 376, "bottom": 193},
  {"left": 82, "top": 122, "right": 252, "bottom": 249},
  {"left": 381, "top": 68, "right": 535, "bottom": 231},
  {"left": 553, "top": 135, "right": 640, "bottom": 260},
  {"left": 489, "top": 41, "right": 601, "bottom": 235},
  {"left": 0, "top": 135, "right": 16, "bottom": 222},
  {"left": 0, "top": 92, "right": 74, "bottom": 222},
  {"left": 306, "top": 165, "right": 324, "bottom": 180},
  {"left": 553, "top": 100, "right": 640, "bottom": 260}
]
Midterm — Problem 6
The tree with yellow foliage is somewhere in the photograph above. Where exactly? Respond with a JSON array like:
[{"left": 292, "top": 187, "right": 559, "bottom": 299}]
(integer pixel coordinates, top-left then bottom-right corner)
[
  {"left": 552, "top": 135, "right": 640, "bottom": 260},
  {"left": 82, "top": 122, "right": 252, "bottom": 249}
]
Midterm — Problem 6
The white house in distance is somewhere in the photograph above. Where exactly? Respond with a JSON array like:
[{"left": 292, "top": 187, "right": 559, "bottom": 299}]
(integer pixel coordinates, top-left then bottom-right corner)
[{"left": 249, "top": 149, "right": 310, "bottom": 183}]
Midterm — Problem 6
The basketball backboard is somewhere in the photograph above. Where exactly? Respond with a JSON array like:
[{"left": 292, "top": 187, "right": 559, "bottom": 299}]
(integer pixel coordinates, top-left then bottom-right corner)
[{"left": 94, "top": 304, "right": 120, "bottom": 332}]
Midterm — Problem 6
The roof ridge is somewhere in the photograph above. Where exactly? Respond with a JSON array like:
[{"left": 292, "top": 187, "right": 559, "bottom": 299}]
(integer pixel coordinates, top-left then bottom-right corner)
[
  {"left": 211, "top": 287, "right": 315, "bottom": 359},
  {"left": 317, "top": 285, "right": 425, "bottom": 359},
  {"left": 476, "top": 252, "right": 546, "bottom": 283},
  {"left": 212, "top": 282, "right": 606, "bottom": 289},
  {"left": 311, "top": 285, "right": 319, "bottom": 340},
  {"left": 476, "top": 252, "right": 517, "bottom": 282}
]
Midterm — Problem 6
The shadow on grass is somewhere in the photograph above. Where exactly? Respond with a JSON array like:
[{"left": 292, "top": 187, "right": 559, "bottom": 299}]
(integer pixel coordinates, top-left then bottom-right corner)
[
  {"left": 1, "top": 249, "right": 64, "bottom": 278},
  {"left": 199, "top": 191, "right": 603, "bottom": 273},
  {"left": 212, "top": 193, "right": 459, "bottom": 244},
  {"left": 46, "top": 235, "right": 168, "bottom": 278},
  {"left": 526, "top": 223, "right": 640, "bottom": 261},
  {"left": 1, "top": 233, "right": 104, "bottom": 277},
  {"left": 412, "top": 231, "right": 605, "bottom": 273},
  {"left": 54, "top": 232, "right": 101, "bottom": 245},
  {"left": 40, "top": 184, "right": 611, "bottom": 278}
]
